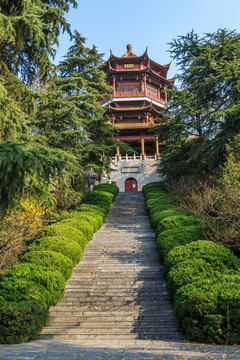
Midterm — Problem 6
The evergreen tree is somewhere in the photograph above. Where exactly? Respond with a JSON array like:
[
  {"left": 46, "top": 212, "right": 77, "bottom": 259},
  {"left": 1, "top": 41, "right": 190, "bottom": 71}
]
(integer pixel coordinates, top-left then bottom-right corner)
[
  {"left": 57, "top": 31, "right": 120, "bottom": 178},
  {"left": 0, "top": 0, "right": 78, "bottom": 213},
  {"left": 156, "top": 29, "right": 240, "bottom": 181}
]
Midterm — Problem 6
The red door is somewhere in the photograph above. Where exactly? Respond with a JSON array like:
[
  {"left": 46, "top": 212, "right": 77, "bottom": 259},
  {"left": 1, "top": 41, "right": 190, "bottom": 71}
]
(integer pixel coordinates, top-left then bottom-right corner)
[{"left": 125, "top": 178, "right": 138, "bottom": 192}]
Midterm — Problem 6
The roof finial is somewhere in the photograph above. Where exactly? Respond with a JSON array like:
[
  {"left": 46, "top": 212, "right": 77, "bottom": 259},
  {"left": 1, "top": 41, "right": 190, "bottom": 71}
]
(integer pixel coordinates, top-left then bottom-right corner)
[{"left": 122, "top": 43, "right": 137, "bottom": 58}]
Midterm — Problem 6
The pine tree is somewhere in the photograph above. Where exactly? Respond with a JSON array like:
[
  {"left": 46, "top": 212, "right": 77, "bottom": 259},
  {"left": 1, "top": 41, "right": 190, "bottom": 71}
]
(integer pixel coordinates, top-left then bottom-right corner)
[
  {"left": 0, "top": 0, "right": 78, "bottom": 213},
  {"left": 156, "top": 29, "right": 240, "bottom": 181},
  {"left": 57, "top": 31, "right": 119, "bottom": 178}
]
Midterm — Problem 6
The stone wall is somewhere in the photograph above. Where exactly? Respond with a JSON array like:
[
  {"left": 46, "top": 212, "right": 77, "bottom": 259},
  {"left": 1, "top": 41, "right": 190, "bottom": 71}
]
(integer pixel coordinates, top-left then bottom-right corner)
[{"left": 101, "top": 159, "right": 161, "bottom": 192}]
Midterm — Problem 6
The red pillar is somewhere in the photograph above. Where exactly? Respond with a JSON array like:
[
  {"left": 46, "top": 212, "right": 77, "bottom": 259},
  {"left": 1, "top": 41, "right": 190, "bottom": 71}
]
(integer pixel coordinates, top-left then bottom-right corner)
[
  {"left": 143, "top": 76, "right": 147, "bottom": 96},
  {"left": 113, "top": 76, "right": 116, "bottom": 96}
]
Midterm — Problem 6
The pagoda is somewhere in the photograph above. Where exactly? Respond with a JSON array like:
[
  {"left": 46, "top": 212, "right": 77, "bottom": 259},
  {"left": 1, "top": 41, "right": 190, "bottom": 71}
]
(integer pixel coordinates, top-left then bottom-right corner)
[{"left": 101, "top": 44, "right": 174, "bottom": 191}]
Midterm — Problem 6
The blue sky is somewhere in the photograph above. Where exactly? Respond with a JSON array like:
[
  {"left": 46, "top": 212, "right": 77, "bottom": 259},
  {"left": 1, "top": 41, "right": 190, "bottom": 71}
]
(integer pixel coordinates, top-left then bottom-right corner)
[{"left": 56, "top": 0, "right": 240, "bottom": 79}]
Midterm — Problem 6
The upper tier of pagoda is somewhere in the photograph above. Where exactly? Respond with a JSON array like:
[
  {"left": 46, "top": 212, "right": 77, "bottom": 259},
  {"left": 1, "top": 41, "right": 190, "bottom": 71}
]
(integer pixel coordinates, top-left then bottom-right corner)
[{"left": 101, "top": 44, "right": 175, "bottom": 109}]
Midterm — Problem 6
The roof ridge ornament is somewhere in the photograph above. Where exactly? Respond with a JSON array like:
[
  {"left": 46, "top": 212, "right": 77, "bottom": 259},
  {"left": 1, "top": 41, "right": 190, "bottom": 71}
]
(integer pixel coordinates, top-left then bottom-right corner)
[{"left": 122, "top": 44, "right": 137, "bottom": 58}]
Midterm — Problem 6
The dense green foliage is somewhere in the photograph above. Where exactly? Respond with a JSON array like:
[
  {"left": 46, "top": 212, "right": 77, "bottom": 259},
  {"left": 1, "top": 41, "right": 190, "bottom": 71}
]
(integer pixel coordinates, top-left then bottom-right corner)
[
  {"left": 0, "top": 184, "right": 118, "bottom": 343},
  {"left": 143, "top": 182, "right": 240, "bottom": 344},
  {"left": 28, "top": 236, "right": 82, "bottom": 265},
  {"left": 0, "top": 0, "right": 121, "bottom": 215},
  {"left": 155, "top": 29, "right": 240, "bottom": 181},
  {"left": 4, "top": 263, "right": 65, "bottom": 306}
]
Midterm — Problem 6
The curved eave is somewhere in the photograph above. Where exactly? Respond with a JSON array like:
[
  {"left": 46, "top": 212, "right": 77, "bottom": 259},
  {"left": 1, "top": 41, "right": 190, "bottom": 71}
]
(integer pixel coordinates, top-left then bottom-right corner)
[
  {"left": 108, "top": 47, "right": 148, "bottom": 61},
  {"left": 106, "top": 64, "right": 171, "bottom": 83}
]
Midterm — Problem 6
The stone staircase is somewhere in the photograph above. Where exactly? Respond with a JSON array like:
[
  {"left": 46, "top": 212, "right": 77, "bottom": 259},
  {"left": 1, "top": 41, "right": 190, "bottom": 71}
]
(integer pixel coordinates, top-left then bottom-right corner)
[{"left": 40, "top": 192, "right": 184, "bottom": 340}]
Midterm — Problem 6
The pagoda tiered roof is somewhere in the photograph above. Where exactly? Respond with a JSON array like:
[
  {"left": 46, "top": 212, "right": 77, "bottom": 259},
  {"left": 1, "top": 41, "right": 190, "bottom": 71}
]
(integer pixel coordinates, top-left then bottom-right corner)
[{"left": 106, "top": 45, "right": 173, "bottom": 81}]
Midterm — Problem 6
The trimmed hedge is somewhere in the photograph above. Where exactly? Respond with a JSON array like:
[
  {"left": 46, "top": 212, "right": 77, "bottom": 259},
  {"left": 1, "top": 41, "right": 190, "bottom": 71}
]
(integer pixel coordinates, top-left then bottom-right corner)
[
  {"left": 59, "top": 219, "right": 94, "bottom": 241},
  {"left": 21, "top": 250, "right": 73, "bottom": 280},
  {"left": 157, "top": 226, "right": 205, "bottom": 262},
  {"left": 0, "top": 300, "right": 49, "bottom": 344},
  {"left": 0, "top": 184, "right": 119, "bottom": 344},
  {"left": 41, "top": 224, "right": 87, "bottom": 250},
  {"left": 4, "top": 263, "right": 65, "bottom": 306},
  {"left": 164, "top": 240, "right": 240, "bottom": 274},
  {"left": 156, "top": 215, "right": 200, "bottom": 234},
  {"left": 27, "top": 236, "right": 82, "bottom": 266},
  {"left": 167, "top": 258, "right": 232, "bottom": 299},
  {"left": 143, "top": 181, "right": 240, "bottom": 344},
  {"left": 174, "top": 276, "right": 240, "bottom": 344}
]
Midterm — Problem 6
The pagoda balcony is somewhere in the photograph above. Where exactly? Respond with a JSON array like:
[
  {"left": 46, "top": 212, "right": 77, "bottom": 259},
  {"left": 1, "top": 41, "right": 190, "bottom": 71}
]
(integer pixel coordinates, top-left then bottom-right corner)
[
  {"left": 114, "top": 122, "right": 153, "bottom": 129},
  {"left": 111, "top": 154, "right": 158, "bottom": 162},
  {"left": 113, "top": 91, "right": 167, "bottom": 106},
  {"left": 113, "top": 90, "right": 145, "bottom": 98}
]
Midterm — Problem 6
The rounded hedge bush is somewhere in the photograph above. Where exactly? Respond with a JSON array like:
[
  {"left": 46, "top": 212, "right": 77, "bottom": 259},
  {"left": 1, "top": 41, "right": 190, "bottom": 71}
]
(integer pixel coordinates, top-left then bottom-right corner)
[
  {"left": 155, "top": 210, "right": 188, "bottom": 235},
  {"left": 164, "top": 240, "right": 240, "bottom": 274},
  {"left": 21, "top": 250, "right": 73, "bottom": 280},
  {"left": 59, "top": 219, "right": 94, "bottom": 241},
  {"left": 166, "top": 258, "right": 231, "bottom": 299},
  {"left": 62, "top": 211, "right": 100, "bottom": 232},
  {"left": 41, "top": 224, "right": 87, "bottom": 250},
  {"left": 156, "top": 215, "right": 200, "bottom": 233},
  {"left": 0, "top": 277, "right": 51, "bottom": 307},
  {"left": 27, "top": 236, "right": 82, "bottom": 266},
  {"left": 5, "top": 263, "right": 65, "bottom": 306},
  {"left": 93, "top": 183, "right": 119, "bottom": 199},
  {"left": 174, "top": 276, "right": 240, "bottom": 344},
  {"left": 149, "top": 202, "right": 178, "bottom": 218},
  {"left": 156, "top": 226, "right": 204, "bottom": 262},
  {"left": 142, "top": 182, "right": 167, "bottom": 194},
  {"left": 0, "top": 300, "right": 49, "bottom": 344},
  {"left": 83, "top": 190, "right": 113, "bottom": 209},
  {"left": 76, "top": 203, "right": 106, "bottom": 217}
]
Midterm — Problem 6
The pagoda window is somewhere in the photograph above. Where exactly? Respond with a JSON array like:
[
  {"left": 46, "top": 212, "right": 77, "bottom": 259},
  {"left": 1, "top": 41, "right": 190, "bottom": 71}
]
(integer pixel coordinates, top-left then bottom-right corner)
[
  {"left": 120, "top": 88, "right": 125, "bottom": 93},
  {"left": 125, "top": 88, "right": 130, "bottom": 93},
  {"left": 116, "top": 85, "right": 119, "bottom": 92},
  {"left": 135, "top": 87, "right": 139, "bottom": 93},
  {"left": 130, "top": 87, "right": 134, "bottom": 93}
]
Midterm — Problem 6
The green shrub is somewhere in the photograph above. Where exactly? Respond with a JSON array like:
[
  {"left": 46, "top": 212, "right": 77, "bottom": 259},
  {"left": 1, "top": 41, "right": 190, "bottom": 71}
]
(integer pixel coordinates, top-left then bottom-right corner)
[
  {"left": 61, "top": 211, "right": 100, "bottom": 232},
  {"left": 149, "top": 203, "right": 179, "bottom": 229},
  {"left": 145, "top": 191, "right": 170, "bottom": 202},
  {"left": 0, "top": 277, "right": 51, "bottom": 307},
  {"left": 164, "top": 240, "right": 240, "bottom": 274},
  {"left": 59, "top": 218, "right": 94, "bottom": 241},
  {"left": 149, "top": 202, "right": 177, "bottom": 218},
  {"left": 142, "top": 182, "right": 167, "bottom": 194},
  {"left": 0, "top": 300, "right": 49, "bottom": 344},
  {"left": 156, "top": 226, "right": 204, "bottom": 262},
  {"left": 174, "top": 276, "right": 240, "bottom": 344},
  {"left": 166, "top": 258, "right": 231, "bottom": 299},
  {"left": 41, "top": 224, "right": 87, "bottom": 250},
  {"left": 27, "top": 236, "right": 82, "bottom": 266},
  {"left": 156, "top": 215, "right": 200, "bottom": 233},
  {"left": 21, "top": 250, "right": 73, "bottom": 280},
  {"left": 93, "top": 183, "right": 119, "bottom": 199},
  {"left": 75, "top": 203, "right": 106, "bottom": 217},
  {"left": 5, "top": 263, "right": 65, "bottom": 306},
  {"left": 84, "top": 190, "right": 113, "bottom": 208},
  {"left": 155, "top": 210, "right": 187, "bottom": 235}
]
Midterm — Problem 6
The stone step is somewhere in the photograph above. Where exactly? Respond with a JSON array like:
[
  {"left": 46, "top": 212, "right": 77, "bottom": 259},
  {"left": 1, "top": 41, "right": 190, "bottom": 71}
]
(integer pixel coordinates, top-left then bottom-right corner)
[
  {"left": 64, "top": 288, "right": 167, "bottom": 294},
  {"left": 41, "top": 326, "right": 180, "bottom": 335},
  {"left": 48, "top": 317, "right": 177, "bottom": 325},
  {"left": 40, "top": 333, "right": 183, "bottom": 340},
  {"left": 58, "top": 296, "right": 170, "bottom": 304},
  {"left": 50, "top": 304, "right": 173, "bottom": 312},
  {"left": 41, "top": 192, "right": 182, "bottom": 341}
]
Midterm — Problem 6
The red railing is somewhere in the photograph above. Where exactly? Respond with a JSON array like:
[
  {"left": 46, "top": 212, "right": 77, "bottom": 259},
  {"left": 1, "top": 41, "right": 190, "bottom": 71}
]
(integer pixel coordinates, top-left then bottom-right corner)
[{"left": 113, "top": 91, "right": 145, "bottom": 97}]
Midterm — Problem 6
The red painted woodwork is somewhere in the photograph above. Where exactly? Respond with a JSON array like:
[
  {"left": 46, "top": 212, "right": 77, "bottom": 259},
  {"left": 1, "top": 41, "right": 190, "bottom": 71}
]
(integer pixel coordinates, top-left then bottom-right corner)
[
  {"left": 103, "top": 45, "right": 174, "bottom": 158},
  {"left": 125, "top": 178, "right": 138, "bottom": 192}
]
